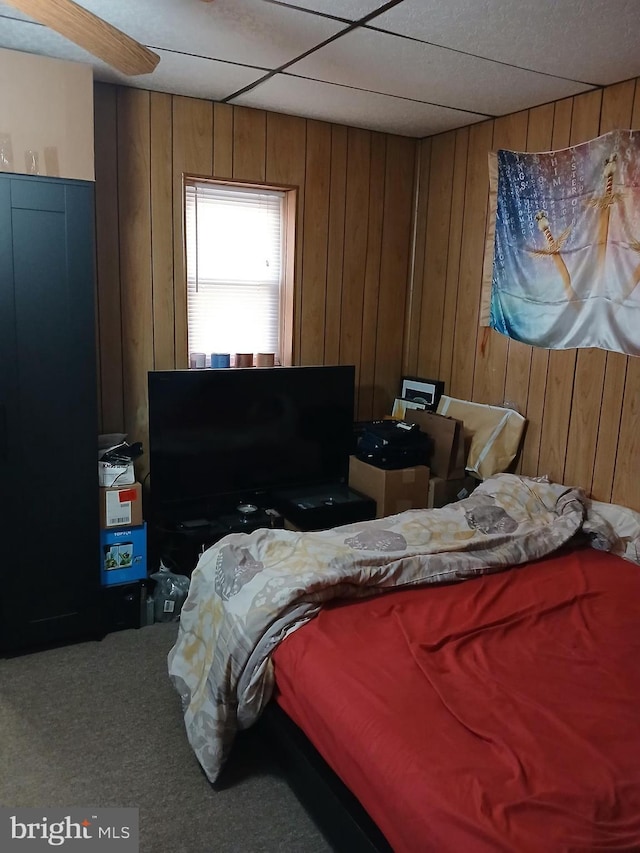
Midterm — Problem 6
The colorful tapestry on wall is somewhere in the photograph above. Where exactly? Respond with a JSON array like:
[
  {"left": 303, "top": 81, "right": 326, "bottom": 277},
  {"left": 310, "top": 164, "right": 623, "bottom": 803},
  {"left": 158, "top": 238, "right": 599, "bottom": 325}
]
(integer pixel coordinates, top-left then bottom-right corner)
[{"left": 480, "top": 129, "right": 640, "bottom": 357}]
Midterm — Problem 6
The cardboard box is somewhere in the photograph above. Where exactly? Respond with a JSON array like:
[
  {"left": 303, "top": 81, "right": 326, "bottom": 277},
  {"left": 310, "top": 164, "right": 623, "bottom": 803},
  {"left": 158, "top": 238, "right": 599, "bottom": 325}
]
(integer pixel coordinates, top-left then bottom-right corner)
[
  {"left": 427, "top": 475, "right": 479, "bottom": 509},
  {"left": 100, "top": 523, "right": 147, "bottom": 586},
  {"left": 404, "top": 410, "right": 468, "bottom": 480},
  {"left": 99, "top": 481, "right": 143, "bottom": 529},
  {"left": 349, "top": 456, "right": 430, "bottom": 518}
]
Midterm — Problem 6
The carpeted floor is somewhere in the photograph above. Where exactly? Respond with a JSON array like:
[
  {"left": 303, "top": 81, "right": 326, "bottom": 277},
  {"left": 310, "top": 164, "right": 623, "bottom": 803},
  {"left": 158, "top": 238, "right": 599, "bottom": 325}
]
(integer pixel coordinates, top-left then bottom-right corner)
[{"left": 0, "top": 623, "right": 332, "bottom": 853}]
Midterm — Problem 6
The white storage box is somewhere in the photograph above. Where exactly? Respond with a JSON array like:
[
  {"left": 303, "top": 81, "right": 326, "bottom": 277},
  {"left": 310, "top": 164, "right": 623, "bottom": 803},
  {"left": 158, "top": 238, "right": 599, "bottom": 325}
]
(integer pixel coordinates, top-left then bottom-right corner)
[
  {"left": 98, "top": 433, "right": 135, "bottom": 486},
  {"left": 98, "top": 457, "right": 135, "bottom": 487}
]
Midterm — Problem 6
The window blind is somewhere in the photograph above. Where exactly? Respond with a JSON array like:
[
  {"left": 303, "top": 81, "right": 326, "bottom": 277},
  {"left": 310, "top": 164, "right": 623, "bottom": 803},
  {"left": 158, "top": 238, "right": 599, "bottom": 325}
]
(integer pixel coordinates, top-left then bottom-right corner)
[{"left": 185, "top": 182, "right": 284, "bottom": 360}]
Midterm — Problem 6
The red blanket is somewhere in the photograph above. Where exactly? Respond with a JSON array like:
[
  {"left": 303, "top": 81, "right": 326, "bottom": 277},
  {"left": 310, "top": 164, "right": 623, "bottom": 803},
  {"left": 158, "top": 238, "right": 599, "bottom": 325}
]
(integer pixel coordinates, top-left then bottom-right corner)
[{"left": 273, "top": 548, "right": 640, "bottom": 852}]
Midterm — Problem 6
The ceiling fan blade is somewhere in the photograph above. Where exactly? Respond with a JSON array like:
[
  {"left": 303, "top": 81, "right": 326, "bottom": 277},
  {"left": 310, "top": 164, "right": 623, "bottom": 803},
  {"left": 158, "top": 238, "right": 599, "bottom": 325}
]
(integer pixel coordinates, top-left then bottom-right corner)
[{"left": 4, "top": 0, "right": 160, "bottom": 76}]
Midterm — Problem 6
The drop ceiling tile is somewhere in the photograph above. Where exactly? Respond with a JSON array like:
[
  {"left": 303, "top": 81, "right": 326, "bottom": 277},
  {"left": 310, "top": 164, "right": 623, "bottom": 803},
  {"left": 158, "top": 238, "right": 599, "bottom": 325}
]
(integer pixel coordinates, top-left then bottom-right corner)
[
  {"left": 0, "top": 18, "right": 265, "bottom": 100},
  {"left": 2, "top": 0, "right": 636, "bottom": 141},
  {"left": 230, "top": 73, "right": 488, "bottom": 137},
  {"left": 267, "top": 0, "right": 389, "bottom": 20},
  {"left": 289, "top": 27, "right": 593, "bottom": 117},
  {"left": 97, "top": 51, "right": 266, "bottom": 102},
  {"left": 0, "top": 0, "right": 345, "bottom": 71},
  {"left": 373, "top": 0, "right": 640, "bottom": 86},
  {"left": 0, "top": 15, "right": 101, "bottom": 66},
  {"left": 0, "top": 2, "right": 30, "bottom": 21}
]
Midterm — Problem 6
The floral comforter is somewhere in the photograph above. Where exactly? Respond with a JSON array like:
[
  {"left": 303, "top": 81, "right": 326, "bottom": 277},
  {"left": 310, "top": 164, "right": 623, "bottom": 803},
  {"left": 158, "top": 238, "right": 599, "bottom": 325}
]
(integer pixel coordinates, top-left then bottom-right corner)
[{"left": 168, "top": 474, "right": 601, "bottom": 783}]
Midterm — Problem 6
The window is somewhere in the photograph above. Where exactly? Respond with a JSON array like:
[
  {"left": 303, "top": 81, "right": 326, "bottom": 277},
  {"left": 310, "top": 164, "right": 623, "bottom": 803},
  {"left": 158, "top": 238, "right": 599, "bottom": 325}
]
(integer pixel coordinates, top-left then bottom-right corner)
[{"left": 184, "top": 179, "right": 294, "bottom": 367}]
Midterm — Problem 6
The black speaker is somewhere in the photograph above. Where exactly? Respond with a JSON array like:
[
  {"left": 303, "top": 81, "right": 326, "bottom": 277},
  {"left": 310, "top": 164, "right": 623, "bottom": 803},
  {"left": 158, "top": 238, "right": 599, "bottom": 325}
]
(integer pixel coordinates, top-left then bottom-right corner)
[{"left": 100, "top": 580, "right": 144, "bottom": 633}]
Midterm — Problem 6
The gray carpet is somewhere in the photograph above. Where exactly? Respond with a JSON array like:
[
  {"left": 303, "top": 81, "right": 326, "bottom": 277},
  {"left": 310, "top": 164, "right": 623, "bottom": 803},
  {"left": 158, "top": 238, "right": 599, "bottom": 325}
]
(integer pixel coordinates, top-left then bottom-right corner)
[{"left": 0, "top": 624, "right": 333, "bottom": 853}]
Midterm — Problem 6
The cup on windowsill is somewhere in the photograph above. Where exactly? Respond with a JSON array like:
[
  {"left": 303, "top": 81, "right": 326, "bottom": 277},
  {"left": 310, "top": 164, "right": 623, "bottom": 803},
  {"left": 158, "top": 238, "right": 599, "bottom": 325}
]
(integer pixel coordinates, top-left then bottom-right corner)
[
  {"left": 234, "top": 353, "right": 254, "bottom": 368},
  {"left": 211, "top": 353, "right": 231, "bottom": 368},
  {"left": 189, "top": 352, "right": 206, "bottom": 369},
  {"left": 255, "top": 353, "right": 275, "bottom": 367}
]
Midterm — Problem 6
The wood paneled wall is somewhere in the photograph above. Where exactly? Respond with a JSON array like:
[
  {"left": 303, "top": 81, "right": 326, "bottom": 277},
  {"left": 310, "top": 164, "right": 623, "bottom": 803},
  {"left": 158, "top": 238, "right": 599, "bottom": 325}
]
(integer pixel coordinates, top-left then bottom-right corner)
[
  {"left": 94, "top": 84, "right": 417, "bottom": 460},
  {"left": 407, "top": 79, "right": 640, "bottom": 512},
  {"left": 95, "top": 78, "right": 639, "bottom": 511}
]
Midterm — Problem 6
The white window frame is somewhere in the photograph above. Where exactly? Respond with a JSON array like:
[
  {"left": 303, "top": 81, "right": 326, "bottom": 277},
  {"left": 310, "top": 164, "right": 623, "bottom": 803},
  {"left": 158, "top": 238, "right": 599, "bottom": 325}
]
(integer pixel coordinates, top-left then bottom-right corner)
[{"left": 183, "top": 177, "right": 296, "bottom": 368}]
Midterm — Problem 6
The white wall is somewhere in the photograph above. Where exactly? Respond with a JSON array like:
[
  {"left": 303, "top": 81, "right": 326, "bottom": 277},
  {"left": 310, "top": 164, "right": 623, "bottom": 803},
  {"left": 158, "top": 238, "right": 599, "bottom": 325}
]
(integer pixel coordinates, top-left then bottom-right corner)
[{"left": 0, "top": 47, "right": 94, "bottom": 182}]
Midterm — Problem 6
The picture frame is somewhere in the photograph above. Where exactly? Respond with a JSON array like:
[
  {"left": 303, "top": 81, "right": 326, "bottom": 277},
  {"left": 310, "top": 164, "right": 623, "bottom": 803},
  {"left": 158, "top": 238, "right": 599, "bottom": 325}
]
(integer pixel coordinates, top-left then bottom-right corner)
[{"left": 400, "top": 376, "right": 445, "bottom": 411}]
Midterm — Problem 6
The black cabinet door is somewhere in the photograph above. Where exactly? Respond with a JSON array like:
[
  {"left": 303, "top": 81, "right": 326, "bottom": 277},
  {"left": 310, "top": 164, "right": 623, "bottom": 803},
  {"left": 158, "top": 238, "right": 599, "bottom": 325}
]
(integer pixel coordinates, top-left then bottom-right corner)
[{"left": 0, "top": 174, "right": 99, "bottom": 652}]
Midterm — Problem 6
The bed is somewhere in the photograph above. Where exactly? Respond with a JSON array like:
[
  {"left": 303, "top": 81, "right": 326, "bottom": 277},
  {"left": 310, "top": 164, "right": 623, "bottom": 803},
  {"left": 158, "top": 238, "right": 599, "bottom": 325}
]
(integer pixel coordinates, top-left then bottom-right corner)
[{"left": 168, "top": 473, "right": 640, "bottom": 852}]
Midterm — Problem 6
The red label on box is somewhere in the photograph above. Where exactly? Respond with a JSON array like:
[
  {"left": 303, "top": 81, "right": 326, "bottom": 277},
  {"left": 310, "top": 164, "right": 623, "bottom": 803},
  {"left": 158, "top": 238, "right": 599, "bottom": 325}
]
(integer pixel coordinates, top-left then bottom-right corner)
[{"left": 118, "top": 488, "right": 138, "bottom": 503}]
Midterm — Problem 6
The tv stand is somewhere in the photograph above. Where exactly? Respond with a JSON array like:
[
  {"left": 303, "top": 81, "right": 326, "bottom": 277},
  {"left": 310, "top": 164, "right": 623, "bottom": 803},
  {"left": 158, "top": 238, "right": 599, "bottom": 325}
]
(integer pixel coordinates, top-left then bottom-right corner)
[
  {"left": 207, "top": 505, "right": 284, "bottom": 535},
  {"left": 150, "top": 504, "right": 285, "bottom": 576},
  {"left": 149, "top": 485, "right": 374, "bottom": 576}
]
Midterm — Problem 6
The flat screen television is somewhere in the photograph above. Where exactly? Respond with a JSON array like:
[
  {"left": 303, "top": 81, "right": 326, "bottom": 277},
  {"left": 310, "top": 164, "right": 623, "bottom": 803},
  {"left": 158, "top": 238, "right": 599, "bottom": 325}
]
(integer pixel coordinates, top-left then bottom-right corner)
[{"left": 148, "top": 365, "right": 356, "bottom": 521}]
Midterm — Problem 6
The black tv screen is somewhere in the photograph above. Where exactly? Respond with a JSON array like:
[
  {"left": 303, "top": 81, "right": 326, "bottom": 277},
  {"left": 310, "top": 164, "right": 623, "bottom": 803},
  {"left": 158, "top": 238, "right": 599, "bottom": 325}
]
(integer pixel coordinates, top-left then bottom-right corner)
[{"left": 148, "top": 365, "right": 355, "bottom": 520}]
